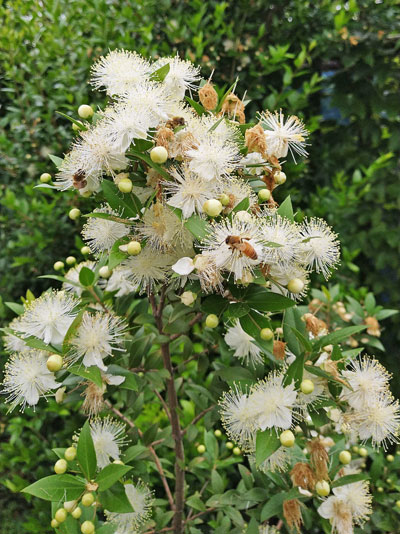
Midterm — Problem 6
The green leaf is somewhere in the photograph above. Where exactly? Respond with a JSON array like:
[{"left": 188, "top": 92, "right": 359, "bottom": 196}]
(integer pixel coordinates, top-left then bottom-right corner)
[
  {"left": 79, "top": 266, "right": 95, "bottom": 287},
  {"left": 247, "top": 518, "right": 259, "bottom": 534},
  {"left": 150, "top": 63, "right": 170, "bottom": 82},
  {"left": 224, "top": 302, "right": 250, "bottom": 319},
  {"left": 24, "top": 336, "right": 61, "bottom": 354},
  {"left": 38, "top": 274, "right": 82, "bottom": 289},
  {"left": 185, "top": 96, "right": 207, "bottom": 116},
  {"left": 101, "top": 180, "right": 139, "bottom": 218},
  {"left": 313, "top": 325, "right": 367, "bottom": 351},
  {"left": 211, "top": 470, "right": 224, "bottom": 493},
  {"left": 5, "top": 302, "right": 24, "bottom": 315},
  {"left": 277, "top": 196, "right": 294, "bottom": 222},
  {"left": 127, "top": 149, "right": 171, "bottom": 180},
  {"left": 217, "top": 367, "right": 255, "bottom": 382},
  {"left": 255, "top": 429, "right": 280, "bottom": 467},
  {"left": 68, "top": 364, "right": 103, "bottom": 388},
  {"left": 215, "top": 79, "right": 238, "bottom": 113},
  {"left": 22, "top": 475, "right": 85, "bottom": 501},
  {"left": 245, "top": 286, "right": 295, "bottom": 312},
  {"left": 232, "top": 197, "right": 250, "bottom": 213},
  {"left": 62, "top": 309, "right": 85, "bottom": 353},
  {"left": 284, "top": 353, "right": 304, "bottom": 387},
  {"left": 96, "top": 464, "right": 133, "bottom": 492},
  {"left": 77, "top": 420, "right": 97, "bottom": 480},
  {"left": 239, "top": 312, "right": 274, "bottom": 359},
  {"left": 283, "top": 307, "right": 307, "bottom": 356},
  {"left": 49, "top": 154, "right": 64, "bottom": 169},
  {"left": 184, "top": 214, "right": 210, "bottom": 239},
  {"left": 289, "top": 327, "right": 312, "bottom": 352},
  {"left": 56, "top": 111, "right": 87, "bottom": 130},
  {"left": 100, "top": 484, "right": 134, "bottom": 513},
  {"left": 201, "top": 294, "right": 228, "bottom": 315},
  {"left": 107, "top": 238, "right": 128, "bottom": 270},
  {"left": 331, "top": 472, "right": 369, "bottom": 488},
  {"left": 261, "top": 487, "right": 302, "bottom": 521},
  {"left": 304, "top": 365, "right": 346, "bottom": 388}
]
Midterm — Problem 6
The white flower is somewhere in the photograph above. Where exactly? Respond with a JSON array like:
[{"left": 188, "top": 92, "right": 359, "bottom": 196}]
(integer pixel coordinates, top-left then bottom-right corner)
[
  {"left": 219, "top": 385, "right": 257, "bottom": 451},
  {"left": 299, "top": 218, "right": 340, "bottom": 279},
  {"left": 171, "top": 256, "right": 195, "bottom": 276},
  {"left": 152, "top": 55, "right": 200, "bottom": 99},
  {"left": 68, "top": 312, "right": 126, "bottom": 371},
  {"left": 354, "top": 393, "right": 400, "bottom": 448},
  {"left": 138, "top": 203, "right": 193, "bottom": 252},
  {"left": 82, "top": 204, "right": 130, "bottom": 254},
  {"left": 224, "top": 321, "right": 263, "bottom": 366},
  {"left": 122, "top": 247, "right": 172, "bottom": 291},
  {"left": 296, "top": 370, "right": 325, "bottom": 411},
  {"left": 249, "top": 372, "right": 298, "bottom": 431},
  {"left": 2, "top": 350, "right": 60, "bottom": 411},
  {"left": 3, "top": 317, "right": 29, "bottom": 354},
  {"left": 339, "top": 357, "right": 391, "bottom": 410},
  {"left": 55, "top": 150, "right": 102, "bottom": 194},
  {"left": 268, "top": 263, "right": 309, "bottom": 301},
  {"left": 261, "top": 214, "right": 301, "bottom": 266},
  {"left": 90, "top": 416, "right": 126, "bottom": 468},
  {"left": 63, "top": 261, "right": 97, "bottom": 296},
  {"left": 241, "top": 152, "right": 268, "bottom": 175},
  {"left": 218, "top": 178, "right": 257, "bottom": 213},
  {"left": 180, "top": 291, "right": 196, "bottom": 306},
  {"left": 259, "top": 110, "right": 309, "bottom": 160},
  {"left": 164, "top": 166, "right": 217, "bottom": 219},
  {"left": 201, "top": 214, "right": 264, "bottom": 281},
  {"left": 16, "top": 290, "right": 77, "bottom": 346},
  {"left": 106, "top": 266, "right": 138, "bottom": 297},
  {"left": 105, "top": 481, "right": 153, "bottom": 532},
  {"left": 256, "top": 447, "right": 290, "bottom": 473},
  {"left": 186, "top": 136, "right": 240, "bottom": 181},
  {"left": 192, "top": 253, "right": 224, "bottom": 294},
  {"left": 90, "top": 49, "right": 151, "bottom": 95}
]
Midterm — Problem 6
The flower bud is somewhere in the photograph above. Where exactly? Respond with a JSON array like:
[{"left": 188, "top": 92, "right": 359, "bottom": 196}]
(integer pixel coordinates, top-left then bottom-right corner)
[
  {"left": 214, "top": 429, "right": 222, "bottom": 438},
  {"left": 54, "top": 459, "right": 67, "bottom": 474},
  {"left": 233, "top": 447, "right": 241, "bottom": 456},
  {"left": 387, "top": 454, "right": 394, "bottom": 462},
  {"left": 197, "top": 444, "right": 206, "bottom": 454},
  {"left": 315, "top": 480, "right": 330, "bottom": 497},
  {"left": 64, "top": 500, "right": 76, "bottom": 513},
  {"left": 226, "top": 441, "right": 234, "bottom": 449},
  {"left": 235, "top": 210, "right": 252, "bottom": 223},
  {"left": 180, "top": 291, "right": 196, "bottom": 307},
  {"left": 81, "top": 521, "right": 95, "bottom": 534},
  {"left": 203, "top": 199, "right": 222, "bottom": 217},
  {"left": 118, "top": 177, "right": 133, "bottom": 193},
  {"left": 54, "top": 508, "right": 67, "bottom": 523},
  {"left": 150, "top": 146, "right": 168, "bottom": 163},
  {"left": 127, "top": 241, "right": 142, "bottom": 255},
  {"left": 219, "top": 193, "right": 230, "bottom": 206},
  {"left": 280, "top": 430, "right": 295, "bottom": 447},
  {"left": 258, "top": 189, "right": 271, "bottom": 202},
  {"left": 69, "top": 208, "right": 81, "bottom": 220},
  {"left": 396, "top": 500, "right": 400, "bottom": 508},
  {"left": 113, "top": 459, "right": 124, "bottom": 465},
  {"left": 72, "top": 507, "right": 82, "bottom": 519},
  {"left": 47, "top": 354, "right": 63, "bottom": 372},
  {"left": 40, "top": 173, "right": 52, "bottom": 183},
  {"left": 274, "top": 171, "right": 287, "bottom": 185},
  {"left": 358, "top": 447, "right": 368, "bottom": 457},
  {"left": 287, "top": 278, "right": 305, "bottom": 294},
  {"left": 51, "top": 519, "right": 59, "bottom": 528},
  {"left": 55, "top": 386, "right": 66, "bottom": 403},
  {"left": 81, "top": 493, "right": 95, "bottom": 507},
  {"left": 300, "top": 379, "right": 315, "bottom": 395},
  {"left": 78, "top": 105, "right": 94, "bottom": 119},
  {"left": 66, "top": 256, "right": 76, "bottom": 265},
  {"left": 65, "top": 447, "right": 77, "bottom": 461},
  {"left": 99, "top": 266, "right": 112, "bottom": 279},
  {"left": 339, "top": 450, "right": 352, "bottom": 465},
  {"left": 54, "top": 261, "right": 64, "bottom": 271},
  {"left": 72, "top": 121, "right": 83, "bottom": 131},
  {"left": 81, "top": 246, "right": 91, "bottom": 255},
  {"left": 260, "top": 328, "right": 274, "bottom": 341},
  {"left": 205, "top": 314, "right": 219, "bottom": 328}
]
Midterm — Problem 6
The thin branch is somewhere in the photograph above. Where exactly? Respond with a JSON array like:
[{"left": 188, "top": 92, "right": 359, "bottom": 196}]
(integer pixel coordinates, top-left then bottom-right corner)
[
  {"left": 170, "top": 312, "right": 203, "bottom": 341},
  {"left": 154, "top": 389, "right": 172, "bottom": 422},
  {"left": 142, "top": 507, "right": 216, "bottom": 534},
  {"left": 181, "top": 406, "right": 215, "bottom": 437}
]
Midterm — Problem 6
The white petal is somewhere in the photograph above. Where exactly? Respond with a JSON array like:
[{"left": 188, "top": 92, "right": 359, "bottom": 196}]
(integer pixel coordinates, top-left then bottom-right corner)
[{"left": 172, "top": 257, "right": 195, "bottom": 275}]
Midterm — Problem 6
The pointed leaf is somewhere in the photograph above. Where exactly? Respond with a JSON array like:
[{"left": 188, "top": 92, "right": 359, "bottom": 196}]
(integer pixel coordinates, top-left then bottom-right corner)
[
  {"left": 77, "top": 420, "right": 97, "bottom": 480},
  {"left": 96, "top": 464, "right": 133, "bottom": 492},
  {"left": 22, "top": 475, "right": 85, "bottom": 501},
  {"left": 255, "top": 429, "right": 280, "bottom": 467}
]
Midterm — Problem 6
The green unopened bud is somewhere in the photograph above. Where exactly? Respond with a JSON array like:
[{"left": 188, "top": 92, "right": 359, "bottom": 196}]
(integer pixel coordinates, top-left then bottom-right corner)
[
  {"left": 64, "top": 500, "right": 76, "bottom": 513},
  {"left": 180, "top": 291, "right": 196, "bottom": 306},
  {"left": 65, "top": 447, "right": 77, "bottom": 461},
  {"left": 72, "top": 121, "right": 83, "bottom": 131},
  {"left": 81, "top": 246, "right": 91, "bottom": 255},
  {"left": 358, "top": 447, "right": 368, "bottom": 457},
  {"left": 258, "top": 189, "right": 271, "bottom": 202},
  {"left": 40, "top": 173, "right": 52, "bottom": 183},
  {"left": 118, "top": 178, "right": 133, "bottom": 193},
  {"left": 203, "top": 199, "right": 222, "bottom": 217},
  {"left": 54, "top": 261, "right": 64, "bottom": 271},
  {"left": 300, "top": 379, "right": 315, "bottom": 395},
  {"left": 287, "top": 278, "right": 305, "bottom": 294},
  {"left": 78, "top": 105, "right": 94, "bottom": 119},
  {"left": 71, "top": 507, "right": 82, "bottom": 519},
  {"left": 127, "top": 241, "right": 141, "bottom": 255},
  {"left": 387, "top": 454, "right": 394, "bottom": 462},
  {"left": 81, "top": 493, "right": 95, "bottom": 507},
  {"left": 226, "top": 441, "right": 234, "bottom": 449},
  {"left": 219, "top": 193, "right": 230, "bottom": 206},
  {"left": 197, "top": 444, "right": 206, "bottom": 454},
  {"left": 205, "top": 314, "right": 219, "bottom": 328},
  {"left": 51, "top": 519, "right": 59, "bottom": 528},
  {"left": 150, "top": 146, "right": 168, "bottom": 164},
  {"left": 81, "top": 521, "right": 95, "bottom": 534},
  {"left": 66, "top": 256, "right": 76, "bottom": 265},
  {"left": 260, "top": 328, "right": 273, "bottom": 341},
  {"left": 233, "top": 447, "right": 241, "bottom": 456},
  {"left": 54, "top": 509, "right": 67, "bottom": 523},
  {"left": 315, "top": 480, "right": 330, "bottom": 497},
  {"left": 47, "top": 354, "right": 63, "bottom": 372},
  {"left": 214, "top": 429, "right": 222, "bottom": 438},
  {"left": 274, "top": 171, "right": 286, "bottom": 185},
  {"left": 99, "top": 266, "right": 112, "bottom": 279},
  {"left": 54, "top": 459, "right": 67, "bottom": 474},
  {"left": 339, "top": 450, "right": 352, "bottom": 465},
  {"left": 280, "top": 430, "right": 295, "bottom": 447},
  {"left": 69, "top": 208, "right": 81, "bottom": 220}
]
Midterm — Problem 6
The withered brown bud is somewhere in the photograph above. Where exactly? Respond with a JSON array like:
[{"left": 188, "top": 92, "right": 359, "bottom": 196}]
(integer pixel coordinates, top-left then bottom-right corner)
[
  {"left": 273, "top": 340, "right": 286, "bottom": 361},
  {"left": 308, "top": 439, "right": 329, "bottom": 481},
  {"left": 283, "top": 499, "right": 302, "bottom": 533},
  {"left": 245, "top": 123, "right": 267, "bottom": 154},
  {"left": 290, "top": 462, "right": 316, "bottom": 491},
  {"left": 199, "top": 81, "right": 218, "bottom": 111}
]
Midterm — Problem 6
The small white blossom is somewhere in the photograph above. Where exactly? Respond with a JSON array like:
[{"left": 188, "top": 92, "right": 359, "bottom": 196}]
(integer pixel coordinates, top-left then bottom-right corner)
[
  {"left": 219, "top": 385, "right": 257, "bottom": 451},
  {"left": 82, "top": 204, "right": 130, "bottom": 254},
  {"left": 354, "top": 393, "right": 400, "bottom": 448},
  {"left": 69, "top": 312, "right": 126, "bottom": 371},
  {"left": 241, "top": 152, "right": 268, "bottom": 175},
  {"left": 186, "top": 136, "right": 241, "bottom": 182},
  {"left": 16, "top": 290, "right": 77, "bottom": 346},
  {"left": 152, "top": 55, "right": 200, "bottom": 99},
  {"left": 2, "top": 350, "right": 60, "bottom": 411},
  {"left": 63, "top": 261, "right": 97, "bottom": 296},
  {"left": 299, "top": 218, "right": 340, "bottom": 279},
  {"left": 3, "top": 317, "right": 29, "bottom": 354},
  {"left": 106, "top": 266, "right": 138, "bottom": 297},
  {"left": 90, "top": 416, "right": 126, "bottom": 468},
  {"left": 122, "top": 247, "right": 173, "bottom": 291},
  {"left": 105, "top": 481, "right": 153, "bottom": 532},
  {"left": 261, "top": 215, "right": 302, "bottom": 267},
  {"left": 255, "top": 447, "right": 290, "bottom": 474},
  {"left": 268, "top": 264, "right": 309, "bottom": 301},
  {"left": 259, "top": 110, "right": 309, "bottom": 160},
  {"left": 224, "top": 321, "right": 263, "bottom": 367}
]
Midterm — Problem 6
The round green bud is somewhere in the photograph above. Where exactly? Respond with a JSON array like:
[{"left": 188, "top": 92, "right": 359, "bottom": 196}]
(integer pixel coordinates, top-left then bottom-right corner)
[
  {"left": 377, "top": 486, "right": 384, "bottom": 493},
  {"left": 66, "top": 256, "right": 76, "bottom": 265},
  {"left": 203, "top": 199, "right": 223, "bottom": 217},
  {"left": 274, "top": 171, "right": 287, "bottom": 185},
  {"left": 339, "top": 450, "right": 352, "bottom": 465},
  {"left": 47, "top": 354, "right": 63, "bottom": 372},
  {"left": 258, "top": 189, "right": 271, "bottom": 202},
  {"left": 54, "top": 459, "right": 67, "bottom": 474},
  {"left": 64, "top": 447, "right": 77, "bottom": 461},
  {"left": 233, "top": 447, "right": 241, "bottom": 456},
  {"left": 219, "top": 193, "right": 230, "bottom": 206},
  {"left": 260, "top": 328, "right": 274, "bottom": 341},
  {"left": 51, "top": 519, "right": 59, "bottom": 528},
  {"left": 69, "top": 208, "right": 81, "bottom": 220},
  {"left": 235, "top": 210, "right": 252, "bottom": 223},
  {"left": 205, "top": 314, "right": 219, "bottom": 328},
  {"left": 81, "top": 246, "right": 91, "bottom": 255},
  {"left": 113, "top": 460, "right": 124, "bottom": 465},
  {"left": 387, "top": 454, "right": 394, "bottom": 462},
  {"left": 396, "top": 500, "right": 400, "bottom": 509},
  {"left": 64, "top": 500, "right": 76, "bottom": 513},
  {"left": 214, "top": 429, "right": 222, "bottom": 438},
  {"left": 81, "top": 493, "right": 95, "bottom": 507},
  {"left": 72, "top": 121, "right": 83, "bottom": 131},
  {"left": 71, "top": 507, "right": 82, "bottom": 519},
  {"left": 386, "top": 478, "right": 392, "bottom": 484},
  {"left": 81, "top": 521, "right": 95, "bottom": 534},
  {"left": 287, "top": 278, "right": 305, "bottom": 294},
  {"left": 358, "top": 447, "right": 368, "bottom": 457},
  {"left": 197, "top": 444, "right": 206, "bottom": 454},
  {"left": 54, "top": 261, "right": 64, "bottom": 271},
  {"left": 300, "top": 379, "right": 315, "bottom": 395},
  {"left": 118, "top": 177, "right": 133, "bottom": 193},
  {"left": 150, "top": 146, "right": 168, "bottom": 164},
  {"left": 127, "top": 241, "right": 142, "bottom": 255},
  {"left": 99, "top": 266, "right": 112, "bottom": 279},
  {"left": 315, "top": 480, "right": 330, "bottom": 497},
  {"left": 226, "top": 441, "right": 234, "bottom": 450},
  {"left": 40, "top": 173, "right": 52, "bottom": 183},
  {"left": 352, "top": 446, "right": 359, "bottom": 453},
  {"left": 54, "top": 508, "right": 68, "bottom": 523},
  {"left": 280, "top": 430, "right": 295, "bottom": 448},
  {"left": 78, "top": 105, "right": 94, "bottom": 119}
]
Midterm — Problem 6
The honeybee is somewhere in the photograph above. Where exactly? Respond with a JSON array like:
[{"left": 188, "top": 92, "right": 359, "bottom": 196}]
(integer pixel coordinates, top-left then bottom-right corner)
[
  {"left": 73, "top": 169, "right": 87, "bottom": 190},
  {"left": 166, "top": 116, "right": 185, "bottom": 130},
  {"left": 225, "top": 235, "right": 258, "bottom": 260}
]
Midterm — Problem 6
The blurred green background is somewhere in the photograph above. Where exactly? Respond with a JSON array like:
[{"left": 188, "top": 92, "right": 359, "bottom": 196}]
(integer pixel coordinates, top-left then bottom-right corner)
[{"left": 0, "top": 0, "right": 399, "bottom": 531}]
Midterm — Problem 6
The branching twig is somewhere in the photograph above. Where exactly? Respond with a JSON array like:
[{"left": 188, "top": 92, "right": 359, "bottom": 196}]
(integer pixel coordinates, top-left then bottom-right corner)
[
  {"left": 154, "top": 389, "right": 172, "bottom": 423},
  {"left": 181, "top": 406, "right": 215, "bottom": 437},
  {"left": 170, "top": 312, "right": 203, "bottom": 341}
]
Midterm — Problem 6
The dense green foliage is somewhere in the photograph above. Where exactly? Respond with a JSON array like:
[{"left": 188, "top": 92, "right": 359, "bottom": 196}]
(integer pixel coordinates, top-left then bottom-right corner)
[{"left": 1, "top": 1, "right": 399, "bottom": 532}]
